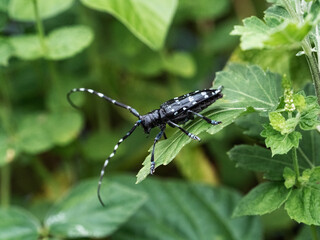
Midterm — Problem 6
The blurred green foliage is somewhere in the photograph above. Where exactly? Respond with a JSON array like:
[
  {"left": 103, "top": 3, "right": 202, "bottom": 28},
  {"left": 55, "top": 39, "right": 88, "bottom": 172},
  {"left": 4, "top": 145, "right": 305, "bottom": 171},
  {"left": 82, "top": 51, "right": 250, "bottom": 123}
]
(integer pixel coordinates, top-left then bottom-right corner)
[{"left": 1, "top": 0, "right": 319, "bottom": 239}]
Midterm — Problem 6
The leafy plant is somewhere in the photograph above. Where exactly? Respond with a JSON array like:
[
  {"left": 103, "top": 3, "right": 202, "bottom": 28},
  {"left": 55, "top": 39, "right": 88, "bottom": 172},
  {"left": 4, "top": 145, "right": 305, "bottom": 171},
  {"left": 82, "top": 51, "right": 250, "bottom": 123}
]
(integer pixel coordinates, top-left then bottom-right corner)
[{"left": 1, "top": 0, "right": 320, "bottom": 239}]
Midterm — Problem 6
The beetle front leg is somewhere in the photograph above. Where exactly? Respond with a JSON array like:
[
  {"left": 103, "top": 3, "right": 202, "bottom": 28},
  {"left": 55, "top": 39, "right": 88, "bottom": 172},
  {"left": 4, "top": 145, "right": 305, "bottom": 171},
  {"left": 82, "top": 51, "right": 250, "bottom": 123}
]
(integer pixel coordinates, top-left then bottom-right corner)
[{"left": 150, "top": 125, "right": 166, "bottom": 174}]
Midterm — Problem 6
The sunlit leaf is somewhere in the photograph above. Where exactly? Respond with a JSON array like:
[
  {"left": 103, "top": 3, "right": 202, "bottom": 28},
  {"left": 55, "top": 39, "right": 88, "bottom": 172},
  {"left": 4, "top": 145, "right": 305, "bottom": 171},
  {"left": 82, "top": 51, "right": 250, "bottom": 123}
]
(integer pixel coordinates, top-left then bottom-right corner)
[
  {"left": 81, "top": 0, "right": 177, "bottom": 50},
  {"left": 0, "top": 207, "right": 41, "bottom": 240},
  {"left": 8, "top": 0, "right": 74, "bottom": 21},
  {"left": 0, "top": 38, "right": 13, "bottom": 66}
]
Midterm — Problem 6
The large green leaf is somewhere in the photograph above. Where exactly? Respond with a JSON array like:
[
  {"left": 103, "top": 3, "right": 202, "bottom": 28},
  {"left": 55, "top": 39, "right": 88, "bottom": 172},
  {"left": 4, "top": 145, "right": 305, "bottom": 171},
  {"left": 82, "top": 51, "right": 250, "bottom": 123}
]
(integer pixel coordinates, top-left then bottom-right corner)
[
  {"left": 9, "top": 25, "right": 94, "bottom": 61},
  {"left": 233, "top": 182, "right": 291, "bottom": 217},
  {"left": 0, "top": 207, "right": 41, "bottom": 240},
  {"left": 8, "top": 0, "right": 74, "bottom": 21},
  {"left": 81, "top": 0, "right": 177, "bottom": 50},
  {"left": 228, "top": 145, "right": 292, "bottom": 180},
  {"left": 137, "top": 63, "right": 283, "bottom": 183},
  {"left": 112, "top": 175, "right": 262, "bottom": 240},
  {"left": 214, "top": 63, "right": 283, "bottom": 111},
  {"left": 45, "top": 178, "right": 147, "bottom": 238},
  {"left": 136, "top": 108, "right": 246, "bottom": 183}
]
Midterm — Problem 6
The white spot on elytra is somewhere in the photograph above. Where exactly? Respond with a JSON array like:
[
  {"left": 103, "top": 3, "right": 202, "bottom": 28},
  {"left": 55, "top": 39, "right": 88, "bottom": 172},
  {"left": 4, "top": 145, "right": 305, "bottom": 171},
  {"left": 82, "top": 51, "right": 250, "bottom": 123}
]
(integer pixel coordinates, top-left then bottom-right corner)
[
  {"left": 192, "top": 101, "right": 197, "bottom": 105},
  {"left": 183, "top": 107, "right": 187, "bottom": 110}
]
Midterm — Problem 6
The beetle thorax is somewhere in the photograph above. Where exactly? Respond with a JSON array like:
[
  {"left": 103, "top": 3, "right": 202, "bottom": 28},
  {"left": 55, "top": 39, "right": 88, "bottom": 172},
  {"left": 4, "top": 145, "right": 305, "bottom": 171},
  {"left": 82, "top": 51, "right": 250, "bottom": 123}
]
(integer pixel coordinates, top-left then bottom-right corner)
[{"left": 140, "top": 109, "right": 161, "bottom": 133}]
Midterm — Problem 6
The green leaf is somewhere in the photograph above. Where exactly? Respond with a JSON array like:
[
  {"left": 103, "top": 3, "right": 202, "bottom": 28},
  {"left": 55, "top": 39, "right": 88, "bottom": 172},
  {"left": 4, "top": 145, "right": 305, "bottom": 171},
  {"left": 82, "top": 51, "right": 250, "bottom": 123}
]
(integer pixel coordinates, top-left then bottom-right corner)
[
  {"left": 283, "top": 167, "right": 296, "bottom": 189},
  {"left": 112, "top": 175, "right": 262, "bottom": 240},
  {"left": 162, "top": 51, "right": 196, "bottom": 78},
  {"left": 214, "top": 63, "right": 282, "bottom": 111},
  {"left": 285, "top": 167, "right": 320, "bottom": 225},
  {"left": 235, "top": 112, "right": 267, "bottom": 139},
  {"left": 136, "top": 108, "right": 246, "bottom": 183},
  {"left": 176, "top": 0, "right": 230, "bottom": 22},
  {"left": 81, "top": 0, "right": 177, "bottom": 50},
  {"left": 233, "top": 182, "right": 291, "bottom": 217},
  {"left": 231, "top": 16, "right": 312, "bottom": 50},
  {"left": 8, "top": 0, "right": 74, "bottom": 21},
  {"left": 269, "top": 111, "right": 286, "bottom": 132},
  {"left": 261, "top": 124, "right": 302, "bottom": 155},
  {"left": 46, "top": 111, "right": 83, "bottom": 146},
  {"left": 45, "top": 178, "right": 147, "bottom": 238},
  {"left": 9, "top": 35, "right": 43, "bottom": 60},
  {"left": 46, "top": 25, "right": 94, "bottom": 60},
  {"left": 297, "top": 130, "right": 320, "bottom": 168},
  {"left": 228, "top": 144, "right": 292, "bottom": 180},
  {"left": 0, "top": 207, "right": 41, "bottom": 240},
  {"left": 299, "top": 96, "right": 320, "bottom": 130},
  {"left": 8, "top": 25, "right": 94, "bottom": 61},
  {"left": 0, "top": 38, "right": 13, "bottom": 66},
  {"left": 0, "top": 0, "right": 9, "bottom": 12},
  {"left": 16, "top": 112, "right": 53, "bottom": 154}
]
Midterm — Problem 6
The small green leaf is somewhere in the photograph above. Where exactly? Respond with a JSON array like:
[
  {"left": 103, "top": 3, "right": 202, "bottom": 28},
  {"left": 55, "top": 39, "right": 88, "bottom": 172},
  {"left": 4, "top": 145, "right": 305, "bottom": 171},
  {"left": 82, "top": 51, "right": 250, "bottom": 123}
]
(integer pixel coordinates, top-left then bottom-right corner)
[
  {"left": 299, "top": 96, "right": 320, "bottom": 130},
  {"left": 162, "top": 51, "right": 196, "bottom": 78},
  {"left": 228, "top": 144, "right": 292, "bottom": 181},
  {"left": 0, "top": 38, "right": 13, "bottom": 66},
  {"left": 9, "top": 35, "right": 42, "bottom": 60},
  {"left": 293, "top": 94, "right": 306, "bottom": 112},
  {"left": 0, "top": 207, "right": 41, "bottom": 240},
  {"left": 16, "top": 113, "right": 53, "bottom": 154},
  {"left": 233, "top": 182, "right": 291, "bottom": 217},
  {"left": 112, "top": 175, "right": 263, "bottom": 240},
  {"left": 269, "top": 111, "right": 286, "bottom": 132},
  {"left": 261, "top": 124, "right": 302, "bottom": 155},
  {"left": 46, "top": 25, "right": 94, "bottom": 60},
  {"left": 46, "top": 111, "right": 83, "bottom": 146},
  {"left": 285, "top": 167, "right": 320, "bottom": 225},
  {"left": 8, "top": 0, "right": 74, "bottom": 21},
  {"left": 283, "top": 167, "right": 296, "bottom": 189},
  {"left": 231, "top": 16, "right": 312, "bottom": 50},
  {"left": 81, "top": 0, "right": 177, "bottom": 50},
  {"left": 45, "top": 178, "right": 147, "bottom": 238}
]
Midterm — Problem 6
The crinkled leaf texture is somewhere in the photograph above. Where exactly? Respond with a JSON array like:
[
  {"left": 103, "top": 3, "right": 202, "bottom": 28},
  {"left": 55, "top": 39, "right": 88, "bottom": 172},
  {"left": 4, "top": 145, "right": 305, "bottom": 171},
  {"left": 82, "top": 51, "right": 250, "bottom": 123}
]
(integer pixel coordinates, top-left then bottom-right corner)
[
  {"left": 81, "top": 0, "right": 177, "bottom": 50},
  {"left": 45, "top": 178, "right": 147, "bottom": 238},
  {"left": 112, "top": 175, "right": 263, "bottom": 240},
  {"left": 0, "top": 207, "right": 41, "bottom": 240},
  {"left": 8, "top": 0, "right": 74, "bottom": 21},
  {"left": 137, "top": 63, "right": 282, "bottom": 183},
  {"left": 8, "top": 25, "right": 94, "bottom": 61},
  {"left": 231, "top": 5, "right": 312, "bottom": 50}
]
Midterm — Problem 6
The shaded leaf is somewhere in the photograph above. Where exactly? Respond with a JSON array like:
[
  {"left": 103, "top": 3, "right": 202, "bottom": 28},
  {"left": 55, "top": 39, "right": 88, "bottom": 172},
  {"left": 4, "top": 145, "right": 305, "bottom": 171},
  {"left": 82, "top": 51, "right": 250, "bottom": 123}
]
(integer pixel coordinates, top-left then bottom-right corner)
[
  {"left": 81, "top": 0, "right": 177, "bottom": 50},
  {"left": 8, "top": 0, "right": 74, "bottom": 21},
  {"left": 0, "top": 38, "right": 13, "bottom": 66},
  {"left": 162, "top": 51, "right": 196, "bottom": 78},
  {"left": 9, "top": 35, "right": 42, "bottom": 60},
  {"left": 233, "top": 182, "right": 291, "bottom": 217},
  {"left": 0, "top": 207, "right": 41, "bottom": 240},
  {"left": 45, "top": 178, "right": 147, "bottom": 238},
  {"left": 113, "top": 175, "right": 262, "bottom": 240}
]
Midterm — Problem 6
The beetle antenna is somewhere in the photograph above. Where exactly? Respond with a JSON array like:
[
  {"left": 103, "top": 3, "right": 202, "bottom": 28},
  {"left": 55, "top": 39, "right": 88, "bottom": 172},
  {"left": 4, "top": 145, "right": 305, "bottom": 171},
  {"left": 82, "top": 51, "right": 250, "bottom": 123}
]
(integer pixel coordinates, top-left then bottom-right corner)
[{"left": 67, "top": 88, "right": 141, "bottom": 118}]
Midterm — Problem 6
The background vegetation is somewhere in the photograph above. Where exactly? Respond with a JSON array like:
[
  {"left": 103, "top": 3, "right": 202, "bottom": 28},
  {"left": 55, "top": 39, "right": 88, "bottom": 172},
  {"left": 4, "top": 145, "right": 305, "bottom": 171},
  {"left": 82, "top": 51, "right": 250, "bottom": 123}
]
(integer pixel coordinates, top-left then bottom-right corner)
[{"left": 0, "top": 0, "right": 320, "bottom": 239}]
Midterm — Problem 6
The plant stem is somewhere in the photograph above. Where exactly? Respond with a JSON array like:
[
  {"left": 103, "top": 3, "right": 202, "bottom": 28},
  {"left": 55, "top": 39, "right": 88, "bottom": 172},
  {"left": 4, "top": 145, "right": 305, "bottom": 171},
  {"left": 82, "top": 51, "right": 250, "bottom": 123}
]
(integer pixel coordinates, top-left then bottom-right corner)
[
  {"left": 310, "top": 225, "right": 319, "bottom": 240},
  {"left": 292, "top": 147, "right": 300, "bottom": 180},
  {"left": 1, "top": 164, "right": 10, "bottom": 207},
  {"left": 32, "top": 0, "right": 48, "bottom": 56}
]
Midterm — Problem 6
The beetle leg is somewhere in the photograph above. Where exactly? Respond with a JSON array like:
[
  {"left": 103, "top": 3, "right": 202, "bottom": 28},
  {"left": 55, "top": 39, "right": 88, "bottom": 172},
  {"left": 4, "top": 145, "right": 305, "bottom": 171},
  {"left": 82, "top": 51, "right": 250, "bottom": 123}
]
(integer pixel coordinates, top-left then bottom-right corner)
[
  {"left": 150, "top": 125, "right": 166, "bottom": 174},
  {"left": 187, "top": 110, "right": 221, "bottom": 125},
  {"left": 167, "top": 120, "right": 201, "bottom": 141}
]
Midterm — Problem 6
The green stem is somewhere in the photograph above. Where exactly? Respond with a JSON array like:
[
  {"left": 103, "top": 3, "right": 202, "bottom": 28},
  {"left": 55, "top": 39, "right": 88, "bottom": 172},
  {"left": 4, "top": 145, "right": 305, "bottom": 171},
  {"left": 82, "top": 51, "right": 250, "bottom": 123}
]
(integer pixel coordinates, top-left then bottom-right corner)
[
  {"left": 311, "top": 225, "right": 319, "bottom": 240},
  {"left": 1, "top": 164, "right": 10, "bottom": 207},
  {"left": 32, "top": 0, "right": 48, "bottom": 55},
  {"left": 292, "top": 147, "right": 300, "bottom": 181}
]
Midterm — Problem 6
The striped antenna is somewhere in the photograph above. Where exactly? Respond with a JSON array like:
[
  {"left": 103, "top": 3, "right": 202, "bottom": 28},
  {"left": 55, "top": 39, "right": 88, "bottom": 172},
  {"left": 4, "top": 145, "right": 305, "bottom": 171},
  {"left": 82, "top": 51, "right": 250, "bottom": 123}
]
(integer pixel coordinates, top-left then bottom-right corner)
[
  {"left": 67, "top": 88, "right": 141, "bottom": 118},
  {"left": 97, "top": 120, "right": 141, "bottom": 206}
]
